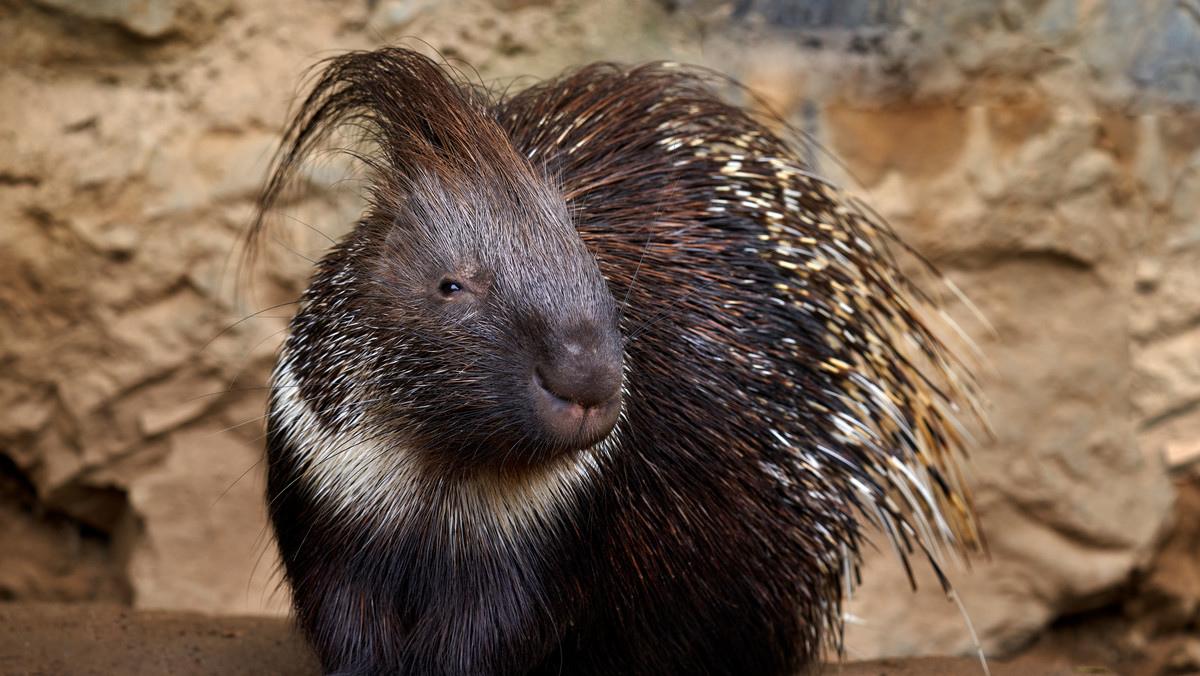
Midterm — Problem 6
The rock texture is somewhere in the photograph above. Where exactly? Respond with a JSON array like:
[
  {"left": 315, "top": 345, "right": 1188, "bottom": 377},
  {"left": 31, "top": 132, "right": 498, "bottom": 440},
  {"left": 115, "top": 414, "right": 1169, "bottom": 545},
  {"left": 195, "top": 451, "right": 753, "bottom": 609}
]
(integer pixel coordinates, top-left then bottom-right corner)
[
  {"left": 0, "top": 603, "right": 1095, "bottom": 676},
  {"left": 0, "top": 0, "right": 1193, "bottom": 661}
]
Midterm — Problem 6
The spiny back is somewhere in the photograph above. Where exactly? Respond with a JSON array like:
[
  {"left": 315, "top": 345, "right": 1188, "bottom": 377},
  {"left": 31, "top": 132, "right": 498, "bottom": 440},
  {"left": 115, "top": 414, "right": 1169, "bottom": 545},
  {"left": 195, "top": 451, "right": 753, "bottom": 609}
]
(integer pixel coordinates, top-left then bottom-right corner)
[{"left": 501, "top": 61, "right": 983, "bottom": 569}]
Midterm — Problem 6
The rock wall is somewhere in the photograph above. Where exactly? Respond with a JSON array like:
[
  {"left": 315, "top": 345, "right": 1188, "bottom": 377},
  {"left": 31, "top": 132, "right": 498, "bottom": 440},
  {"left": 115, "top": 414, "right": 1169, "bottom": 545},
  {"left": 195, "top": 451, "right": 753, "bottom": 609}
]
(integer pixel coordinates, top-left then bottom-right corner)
[{"left": 0, "top": 0, "right": 1193, "bottom": 659}]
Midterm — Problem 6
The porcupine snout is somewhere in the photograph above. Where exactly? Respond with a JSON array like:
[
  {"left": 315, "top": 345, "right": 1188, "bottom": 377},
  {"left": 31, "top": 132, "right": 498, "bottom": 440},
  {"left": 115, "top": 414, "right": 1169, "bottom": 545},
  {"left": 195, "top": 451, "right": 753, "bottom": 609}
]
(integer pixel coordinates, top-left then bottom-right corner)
[{"left": 531, "top": 320, "right": 624, "bottom": 452}]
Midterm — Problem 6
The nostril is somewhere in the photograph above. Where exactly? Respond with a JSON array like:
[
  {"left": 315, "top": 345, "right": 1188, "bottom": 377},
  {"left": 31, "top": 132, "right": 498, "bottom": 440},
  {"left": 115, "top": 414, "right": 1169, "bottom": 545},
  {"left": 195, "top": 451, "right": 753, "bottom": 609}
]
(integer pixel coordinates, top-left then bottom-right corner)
[{"left": 532, "top": 368, "right": 577, "bottom": 411}]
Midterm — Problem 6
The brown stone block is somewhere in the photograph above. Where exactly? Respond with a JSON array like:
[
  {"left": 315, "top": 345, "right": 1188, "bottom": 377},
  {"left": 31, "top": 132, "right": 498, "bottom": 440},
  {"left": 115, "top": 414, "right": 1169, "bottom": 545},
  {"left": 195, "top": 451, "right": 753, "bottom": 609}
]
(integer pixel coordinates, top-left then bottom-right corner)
[
  {"left": 824, "top": 101, "right": 969, "bottom": 186},
  {"left": 986, "top": 86, "right": 1053, "bottom": 155}
]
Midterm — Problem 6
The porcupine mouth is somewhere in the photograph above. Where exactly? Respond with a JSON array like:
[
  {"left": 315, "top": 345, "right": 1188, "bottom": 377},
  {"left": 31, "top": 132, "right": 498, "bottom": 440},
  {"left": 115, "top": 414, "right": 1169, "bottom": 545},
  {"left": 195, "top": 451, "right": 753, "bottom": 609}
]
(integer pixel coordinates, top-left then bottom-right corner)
[{"left": 531, "top": 369, "right": 622, "bottom": 453}]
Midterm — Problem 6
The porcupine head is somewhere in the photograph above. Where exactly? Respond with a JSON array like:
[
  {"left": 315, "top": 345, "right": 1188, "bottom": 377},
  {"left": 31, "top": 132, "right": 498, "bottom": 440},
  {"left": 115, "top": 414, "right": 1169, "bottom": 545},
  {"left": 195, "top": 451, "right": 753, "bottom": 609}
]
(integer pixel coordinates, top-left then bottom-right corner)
[{"left": 255, "top": 51, "right": 625, "bottom": 674}]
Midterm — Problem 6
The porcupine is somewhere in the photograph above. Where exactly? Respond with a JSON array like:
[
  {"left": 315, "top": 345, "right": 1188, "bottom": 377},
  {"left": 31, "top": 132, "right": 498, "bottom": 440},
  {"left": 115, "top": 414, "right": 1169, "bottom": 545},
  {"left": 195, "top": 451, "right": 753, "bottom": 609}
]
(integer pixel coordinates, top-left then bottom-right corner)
[{"left": 250, "top": 46, "right": 983, "bottom": 676}]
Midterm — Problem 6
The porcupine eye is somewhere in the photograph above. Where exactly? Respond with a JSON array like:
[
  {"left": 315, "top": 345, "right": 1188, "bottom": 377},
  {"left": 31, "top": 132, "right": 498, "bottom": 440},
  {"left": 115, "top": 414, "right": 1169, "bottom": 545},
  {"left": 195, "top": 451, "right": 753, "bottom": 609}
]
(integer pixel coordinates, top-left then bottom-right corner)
[{"left": 437, "top": 278, "right": 464, "bottom": 298}]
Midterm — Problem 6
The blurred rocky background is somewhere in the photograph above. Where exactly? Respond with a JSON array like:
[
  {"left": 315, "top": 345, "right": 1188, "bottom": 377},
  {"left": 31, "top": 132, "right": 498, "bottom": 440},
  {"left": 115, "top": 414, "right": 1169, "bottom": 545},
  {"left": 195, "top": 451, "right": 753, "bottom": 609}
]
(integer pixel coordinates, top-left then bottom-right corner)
[{"left": 0, "top": 0, "right": 1197, "bottom": 672}]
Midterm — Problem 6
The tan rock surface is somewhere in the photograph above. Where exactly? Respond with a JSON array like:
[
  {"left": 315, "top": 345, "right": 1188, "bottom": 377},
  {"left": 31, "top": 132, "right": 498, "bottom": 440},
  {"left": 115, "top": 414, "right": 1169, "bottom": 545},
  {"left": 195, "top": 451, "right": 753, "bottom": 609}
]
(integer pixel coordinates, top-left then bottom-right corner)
[
  {"left": 0, "top": 603, "right": 1102, "bottom": 676},
  {"left": 1, "top": 0, "right": 1195, "bottom": 663}
]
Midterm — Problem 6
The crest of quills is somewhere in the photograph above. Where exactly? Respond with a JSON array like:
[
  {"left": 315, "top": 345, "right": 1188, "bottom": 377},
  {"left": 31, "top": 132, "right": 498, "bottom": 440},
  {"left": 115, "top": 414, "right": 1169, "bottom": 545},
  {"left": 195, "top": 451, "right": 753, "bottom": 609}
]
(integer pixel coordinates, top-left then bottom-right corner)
[{"left": 250, "top": 47, "right": 985, "bottom": 676}]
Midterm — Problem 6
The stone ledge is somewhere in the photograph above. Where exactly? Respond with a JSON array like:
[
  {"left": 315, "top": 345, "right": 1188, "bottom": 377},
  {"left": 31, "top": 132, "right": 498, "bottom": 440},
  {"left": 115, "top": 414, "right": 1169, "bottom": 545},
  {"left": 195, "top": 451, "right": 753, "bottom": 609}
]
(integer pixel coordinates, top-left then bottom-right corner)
[{"left": 0, "top": 602, "right": 1103, "bottom": 676}]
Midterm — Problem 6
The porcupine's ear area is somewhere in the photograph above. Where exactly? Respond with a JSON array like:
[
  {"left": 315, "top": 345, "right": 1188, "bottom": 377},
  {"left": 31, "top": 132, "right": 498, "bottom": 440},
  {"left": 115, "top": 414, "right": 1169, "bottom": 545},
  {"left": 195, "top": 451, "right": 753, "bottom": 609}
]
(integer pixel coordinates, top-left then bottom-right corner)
[
  {"left": 247, "top": 47, "right": 546, "bottom": 261},
  {"left": 500, "top": 61, "right": 987, "bottom": 596}
]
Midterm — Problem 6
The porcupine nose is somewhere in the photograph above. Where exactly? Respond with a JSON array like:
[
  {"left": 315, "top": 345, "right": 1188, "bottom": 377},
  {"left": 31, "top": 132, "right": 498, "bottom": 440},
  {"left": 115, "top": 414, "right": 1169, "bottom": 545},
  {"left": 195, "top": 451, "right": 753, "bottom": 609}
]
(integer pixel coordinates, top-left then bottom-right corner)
[{"left": 532, "top": 325, "right": 623, "bottom": 453}]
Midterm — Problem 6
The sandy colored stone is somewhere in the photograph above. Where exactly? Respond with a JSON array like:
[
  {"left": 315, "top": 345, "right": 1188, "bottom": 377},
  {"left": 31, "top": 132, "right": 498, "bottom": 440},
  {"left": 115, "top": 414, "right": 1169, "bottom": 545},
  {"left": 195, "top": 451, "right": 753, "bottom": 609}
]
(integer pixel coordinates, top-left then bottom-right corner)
[
  {"left": 1134, "top": 115, "right": 1174, "bottom": 207},
  {"left": 127, "top": 420, "right": 287, "bottom": 616},
  {"left": 823, "top": 102, "right": 970, "bottom": 187},
  {"left": 0, "top": 0, "right": 1197, "bottom": 666},
  {"left": 1159, "top": 110, "right": 1200, "bottom": 163},
  {"left": 1133, "top": 480, "right": 1200, "bottom": 632},
  {"left": 1096, "top": 108, "right": 1140, "bottom": 165},
  {"left": 986, "top": 85, "right": 1053, "bottom": 155},
  {"left": 1133, "top": 327, "right": 1200, "bottom": 422},
  {"left": 0, "top": 490, "right": 126, "bottom": 603},
  {"left": 1165, "top": 438, "right": 1200, "bottom": 472},
  {"left": 845, "top": 253, "right": 1172, "bottom": 657},
  {"left": 0, "top": 602, "right": 1116, "bottom": 676},
  {"left": 0, "top": 603, "right": 319, "bottom": 676}
]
